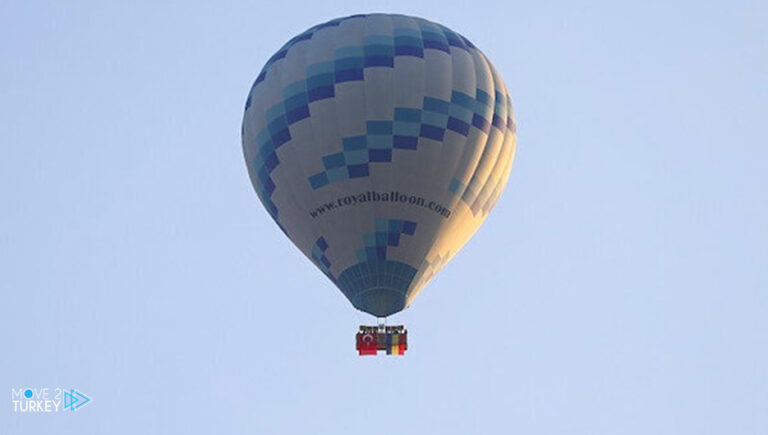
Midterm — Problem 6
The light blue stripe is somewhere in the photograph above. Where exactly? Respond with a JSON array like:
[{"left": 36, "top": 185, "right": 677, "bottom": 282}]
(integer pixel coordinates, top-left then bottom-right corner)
[
  {"left": 282, "top": 80, "right": 307, "bottom": 98},
  {"left": 344, "top": 149, "right": 368, "bottom": 164},
  {"left": 306, "top": 61, "right": 334, "bottom": 75},
  {"left": 393, "top": 121, "right": 420, "bottom": 136},
  {"left": 421, "top": 111, "right": 448, "bottom": 127},
  {"left": 449, "top": 105, "right": 474, "bottom": 123},
  {"left": 367, "top": 135, "right": 393, "bottom": 149},
  {"left": 365, "top": 35, "right": 394, "bottom": 45},
  {"left": 335, "top": 46, "right": 364, "bottom": 58}
]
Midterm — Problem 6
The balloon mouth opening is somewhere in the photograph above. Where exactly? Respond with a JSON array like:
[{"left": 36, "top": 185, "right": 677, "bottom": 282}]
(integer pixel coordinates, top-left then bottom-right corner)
[{"left": 351, "top": 287, "right": 407, "bottom": 317}]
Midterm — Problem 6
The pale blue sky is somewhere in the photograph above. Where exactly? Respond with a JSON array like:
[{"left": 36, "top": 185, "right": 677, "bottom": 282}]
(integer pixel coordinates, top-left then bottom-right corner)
[{"left": 1, "top": 1, "right": 766, "bottom": 434}]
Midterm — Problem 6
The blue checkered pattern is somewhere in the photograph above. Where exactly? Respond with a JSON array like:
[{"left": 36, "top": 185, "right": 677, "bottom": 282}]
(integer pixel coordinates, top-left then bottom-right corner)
[
  {"left": 354, "top": 218, "right": 417, "bottom": 263},
  {"left": 447, "top": 92, "right": 516, "bottom": 212},
  {"left": 336, "top": 260, "right": 417, "bottom": 316},
  {"left": 333, "top": 217, "right": 419, "bottom": 317},
  {"left": 245, "top": 16, "right": 498, "bottom": 221},
  {"left": 307, "top": 89, "right": 511, "bottom": 190},
  {"left": 247, "top": 15, "right": 477, "bottom": 97},
  {"left": 243, "top": 14, "right": 516, "bottom": 317},
  {"left": 310, "top": 236, "right": 333, "bottom": 278}
]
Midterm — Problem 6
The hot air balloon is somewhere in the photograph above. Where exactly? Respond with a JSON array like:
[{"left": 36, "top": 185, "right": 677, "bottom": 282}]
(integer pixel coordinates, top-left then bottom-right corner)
[{"left": 242, "top": 13, "right": 516, "bottom": 354}]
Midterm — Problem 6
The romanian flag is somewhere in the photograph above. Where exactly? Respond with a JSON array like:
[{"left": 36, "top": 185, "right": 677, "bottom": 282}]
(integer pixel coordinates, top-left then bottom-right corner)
[{"left": 386, "top": 333, "right": 406, "bottom": 355}]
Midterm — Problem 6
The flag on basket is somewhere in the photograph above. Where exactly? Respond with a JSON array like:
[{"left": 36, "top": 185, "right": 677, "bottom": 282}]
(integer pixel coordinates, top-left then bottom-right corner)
[
  {"left": 356, "top": 332, "right": 378, "bottom": 355},
  {"left": 386, "top": 333, "right": 406, "bottom": 355}
]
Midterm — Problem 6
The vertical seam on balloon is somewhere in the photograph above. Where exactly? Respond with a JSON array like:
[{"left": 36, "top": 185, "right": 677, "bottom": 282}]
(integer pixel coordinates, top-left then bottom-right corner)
[
  {"left": 332, "top": 18, "right": 367, "bottom": 288},
  {"left": 246, "top": 62, "right": 284, "bottom": 230},
  {"left": 483, "top": 125, "right": 516, "bottom": 216},
  {"left": 383, "top": 13, "right": 399, "bottom": 286},
  {"left": 471, "top": 54, "right": 508, "bottom": 213},
  {"left": 306, "top": 22, "right": 350, "bottom": 278},
  {"left": 403, "top": 17, "right": 463, "bottom": 301},
  {"left": 287, "top": 36, "right": 338, "bottom": 275},
  {"left": 399, "top": 14, "right": 435, "bottom": 301},
  {"left": 478, "top": 57, "right": 516, "bottom": 216},
  {"left": 462, "top": 49, "right": 505, "bottom": 216},
  {"left": 272, "top": 44, "right": 315, "bottom": 245},
  {"left": 438, "top": 54, "right": 490, "bottom": 217},
  {"left": 359, "top": 15, "right": 378, "bottom": 292}
]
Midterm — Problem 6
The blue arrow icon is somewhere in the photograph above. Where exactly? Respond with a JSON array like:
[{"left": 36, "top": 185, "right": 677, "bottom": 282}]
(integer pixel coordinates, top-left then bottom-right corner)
[
  {"left": 63, "top": 390, "right": 77, "bottom": 409},
  {"left": 64, "top": 389, "right": 91, "bottom": 411}
]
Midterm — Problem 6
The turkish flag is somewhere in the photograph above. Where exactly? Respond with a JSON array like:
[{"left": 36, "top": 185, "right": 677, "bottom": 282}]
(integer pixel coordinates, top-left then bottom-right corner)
[{"left": 356, "top": 332, "right": 378, "bottom": 355}]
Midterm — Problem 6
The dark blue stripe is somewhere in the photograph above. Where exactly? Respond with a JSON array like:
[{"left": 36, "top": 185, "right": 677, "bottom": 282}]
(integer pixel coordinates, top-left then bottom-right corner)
[
  {"left": 419, "top": 125, "right": 445, "bottom": 141},
  {"left": 402, "top": 220, "right": 417, "bottom": 235},
  {"left": 387, "top": 232, "right": 400, "bottom": 246},
  {"left": 472, "top": 113, "right": 490, "bottom": 133},
  {"left": 334, "top": 68, "right": 364, "bottom": 83},
  {"left": 368, "top": 149, "right": 392, "bottom": 162},
  {"left": 394, "top": 45, "right": 423, "bottom": 58},
  {"left": 323, "top": 153, "right": 346, "bottom": 169},
  {"left": 263, "top": 177, "right": 275, "bottom": 196},
  {"left": 347, "top": 163, "right": 369, "bottom": 178},
  {"left": 286, "top": 105, "right": 310, "bottom": 124},
  {"left": 266, "top": 50, "right": 287, "bottom": 66},
  {"left": 446, "top": 117, "right": 470, "bottom": 136},
  {"left": 307, "top": 86, "right": 334, "bottom": 102},
  {"left": 317, "top": 236, "right": 328, "bottom": 251},
  {"left": 423, "top": 39, "right": 450, "bottom": 53},
  {"left": 393, "top": 135, "right": 418, "bottom": 149},
  {"left": 254, "top": 69, "right": 267, "bottom": 85},
  {"left": 264, "top": 152, "right": 279, "bottom": 172},
  {"left": 309, "top": 172, "right": 329, "bottom": 190},
  {"left": 492, "top": 114, "right": 505, "bottom": 130},
  {"left": 271, "top": 128, "right": 291, "bottom": 148},
  {"left": 364, "top": 56, "right": 394, "bottom": 67}
]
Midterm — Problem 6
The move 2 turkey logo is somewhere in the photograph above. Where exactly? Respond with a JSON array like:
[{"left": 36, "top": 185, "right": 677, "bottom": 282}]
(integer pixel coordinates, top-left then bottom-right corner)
[{"left": 11, "top": 387, "right": 92, "bottom": 413}]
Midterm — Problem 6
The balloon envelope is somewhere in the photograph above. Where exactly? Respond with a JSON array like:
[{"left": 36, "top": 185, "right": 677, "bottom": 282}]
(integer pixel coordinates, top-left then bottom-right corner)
[{"left": 242, "top": 14, "right": 516, "bottom": 317}]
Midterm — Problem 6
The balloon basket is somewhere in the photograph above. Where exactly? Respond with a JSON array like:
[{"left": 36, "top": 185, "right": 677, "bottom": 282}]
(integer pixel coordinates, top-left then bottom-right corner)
[{"left": 356, "top": 325, "right": 407, "bottom": 356}]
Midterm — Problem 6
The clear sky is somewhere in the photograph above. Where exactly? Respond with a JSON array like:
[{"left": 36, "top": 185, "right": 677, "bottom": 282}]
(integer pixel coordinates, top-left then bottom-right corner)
[{"left": 1, "top": 0, "right": 766, "bottom": 434}]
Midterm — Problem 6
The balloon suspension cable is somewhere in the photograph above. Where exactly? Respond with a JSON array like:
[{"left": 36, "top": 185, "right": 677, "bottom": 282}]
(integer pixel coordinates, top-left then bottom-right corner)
[{"left": 377, "top": 317, "right": 386, "bottom": 332}]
